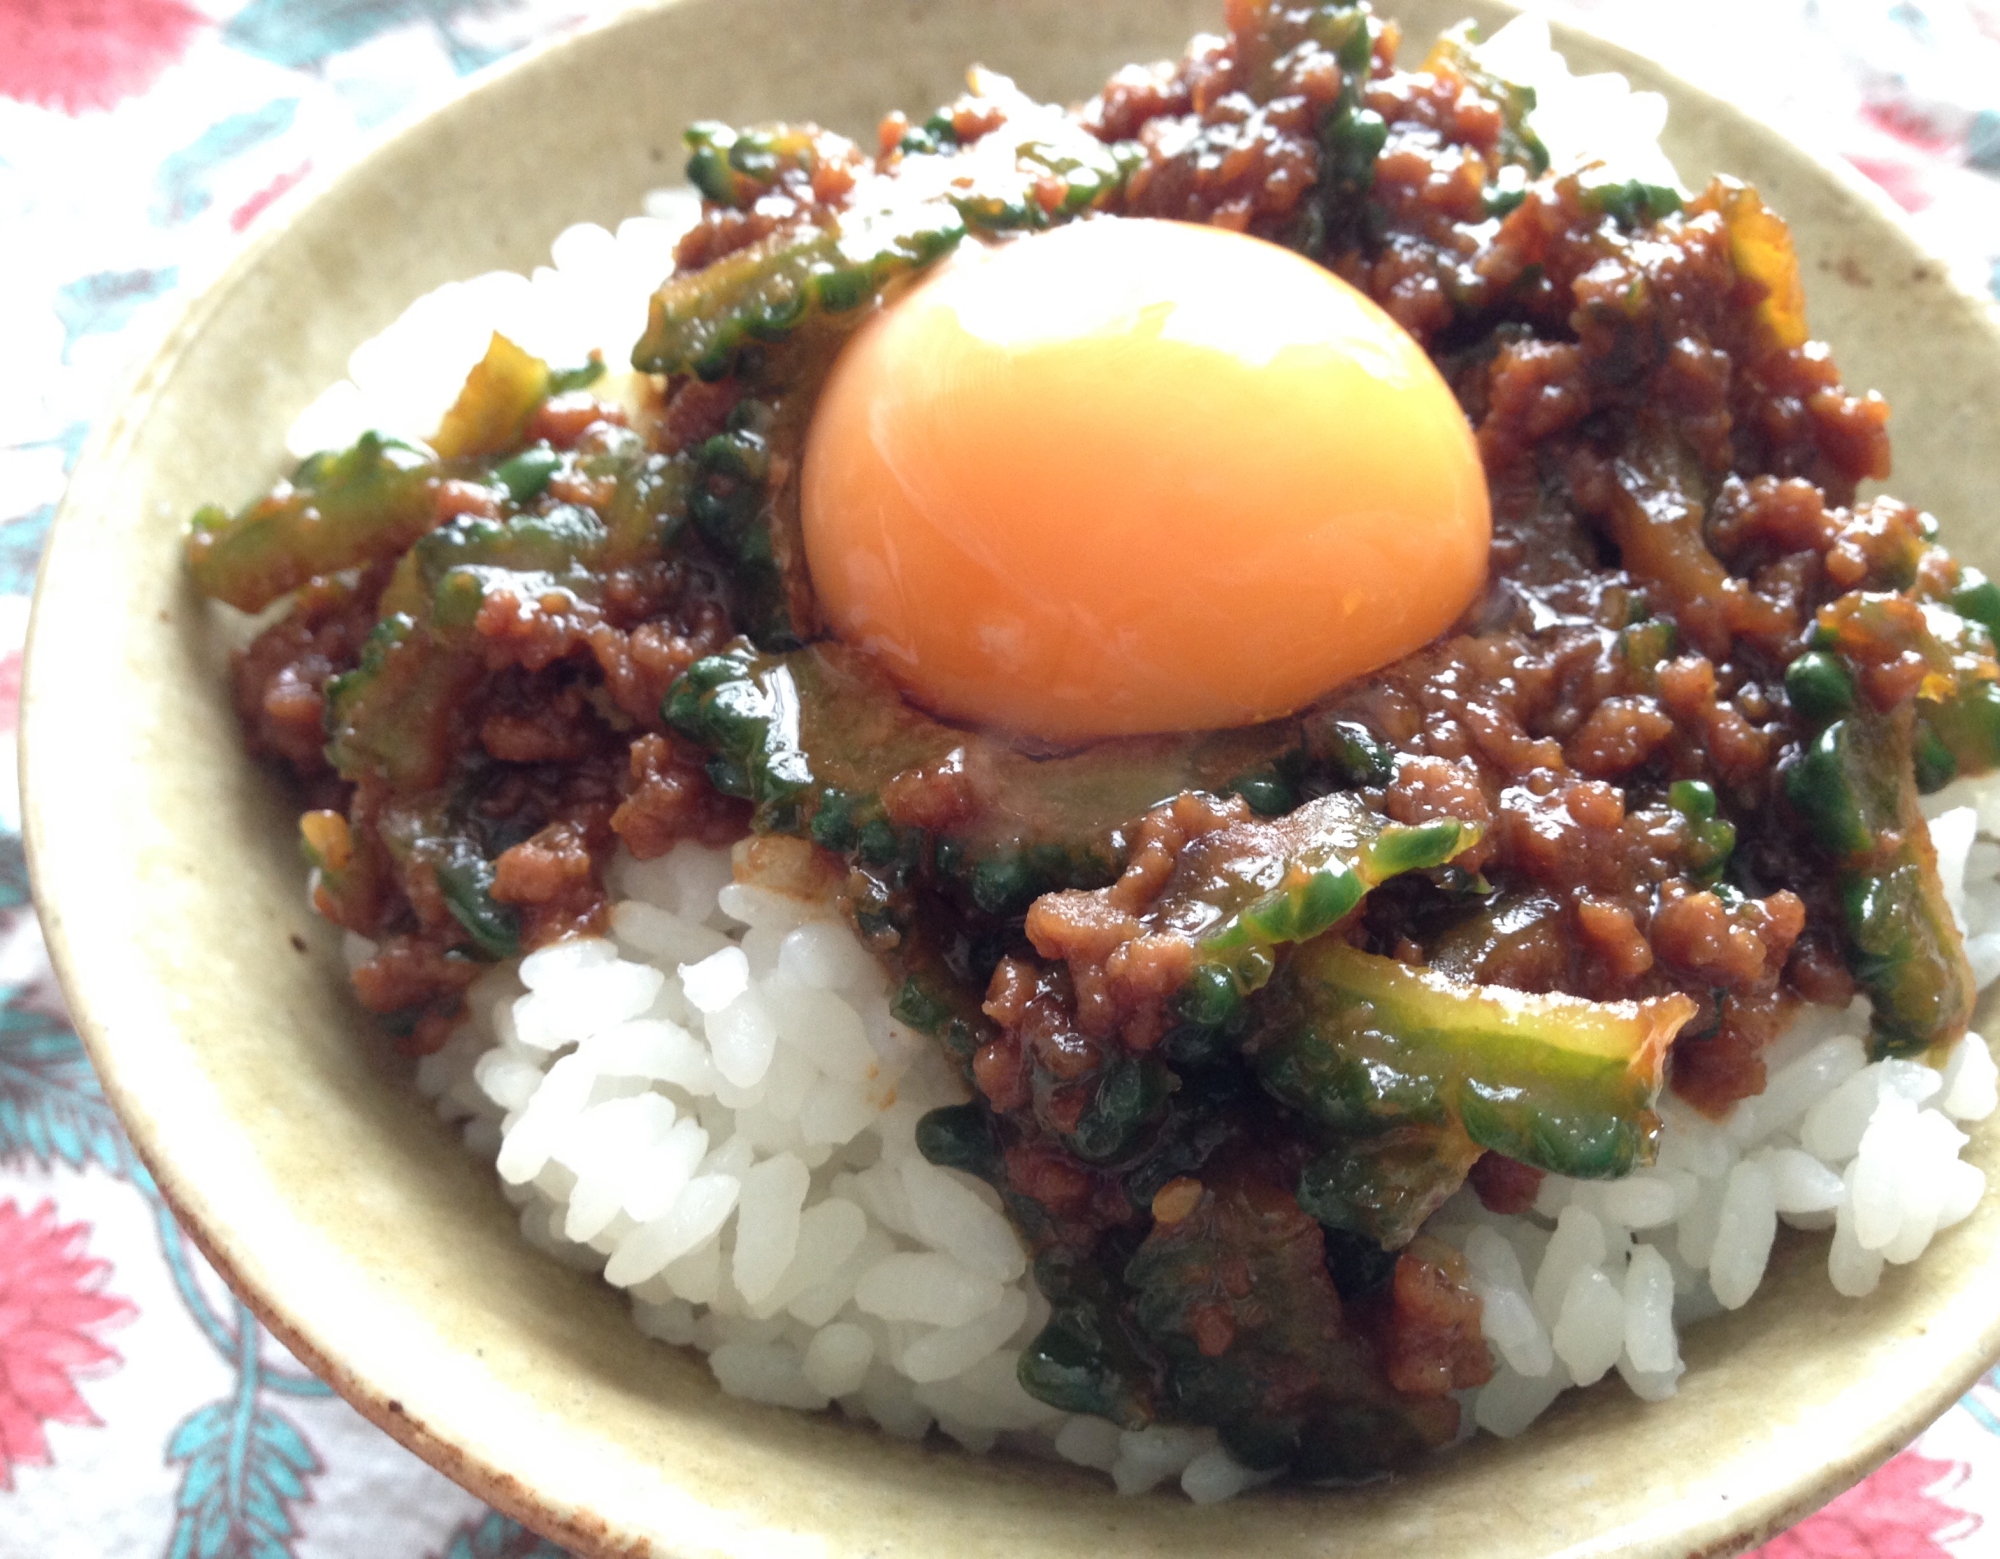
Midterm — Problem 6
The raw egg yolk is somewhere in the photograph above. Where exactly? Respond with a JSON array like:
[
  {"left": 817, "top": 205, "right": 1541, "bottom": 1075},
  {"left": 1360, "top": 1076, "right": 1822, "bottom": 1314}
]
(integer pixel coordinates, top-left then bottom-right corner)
[{"left": 799, "top": 217, "right": 1490, "bottom": 742}]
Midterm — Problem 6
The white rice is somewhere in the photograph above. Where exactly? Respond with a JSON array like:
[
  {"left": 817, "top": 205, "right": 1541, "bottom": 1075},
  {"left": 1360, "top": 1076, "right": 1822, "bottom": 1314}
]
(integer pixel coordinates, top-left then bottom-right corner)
[
  {"left": 407, "top": 810, "right": 1998, "bottom": 1489},
  {"left": 411, "top": 839, "right": 1269, "bottom": 1499},
  {"left": 302, "top": 20, "right": 1997, "bottom": 1495},
  {"left": 284, "top": 187, "right": 704, "bottom": 461},
  {"left": 1471, "top": 17, "right": 1683, "bottom": 193},
  {"left": 1423, "top": 789, "right": 2000, "bottom": 1440}
]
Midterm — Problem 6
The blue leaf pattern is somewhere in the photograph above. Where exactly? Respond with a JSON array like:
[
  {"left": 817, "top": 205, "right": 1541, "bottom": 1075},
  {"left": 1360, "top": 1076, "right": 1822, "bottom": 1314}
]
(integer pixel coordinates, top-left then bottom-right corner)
[
  {"left": 0, "top": 835, "right": 33, "bottom": 913},
  {"left": 436, "top": 1509, "right": 571, "bottom": 1559},
  {"left": 2, "top": 422, "right": 86, "bottom": 592},
  {"left": 151, "top": 100, "right": 302, "bottom": 226},
  {"left": 0, "top": 995, "right": 133, "bottom": 1179},
  {"left": 1961, "top": 1367, "right": 2000, "bottom": 1437},
  {"left": 51, "top": 267, "right": 183, "bottom": 354},
  {"left": 0, "top": 507, "right": 56, "bottom": 597},
  {"left": 1, "top": 0, "right": 607, "bottom": 1551},
  {"left": 165, "top": 1317, "right": 322, "bottom": 1559},
  {"left": 224, "top": 0, "right": 508, "bottom": 73}
]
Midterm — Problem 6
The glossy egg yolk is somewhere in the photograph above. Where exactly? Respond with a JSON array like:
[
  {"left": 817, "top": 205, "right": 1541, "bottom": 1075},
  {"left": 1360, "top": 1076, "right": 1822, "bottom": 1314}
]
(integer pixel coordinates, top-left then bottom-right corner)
[{"left": 799, "top": 217, "right": 1491, "bottom": 742}]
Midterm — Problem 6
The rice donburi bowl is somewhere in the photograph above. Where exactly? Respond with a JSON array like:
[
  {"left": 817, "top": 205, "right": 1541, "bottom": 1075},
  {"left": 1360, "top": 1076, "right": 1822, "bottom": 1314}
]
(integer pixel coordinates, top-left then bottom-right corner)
[{"left": 31, "top": 0, "right": 2000, "bottom": 1551}]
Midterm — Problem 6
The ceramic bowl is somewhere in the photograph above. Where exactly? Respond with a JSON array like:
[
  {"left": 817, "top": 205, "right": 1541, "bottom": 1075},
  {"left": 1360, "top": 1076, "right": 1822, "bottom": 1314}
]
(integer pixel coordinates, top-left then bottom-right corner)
[{"left": 25, "top": 2, "right": 2000, "bottom": 1555}]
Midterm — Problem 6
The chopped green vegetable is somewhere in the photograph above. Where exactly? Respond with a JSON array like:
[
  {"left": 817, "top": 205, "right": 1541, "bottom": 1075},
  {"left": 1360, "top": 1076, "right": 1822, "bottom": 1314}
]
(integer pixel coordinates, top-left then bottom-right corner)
[
  {"left": 1911, "top": 602, "right": 2000, "bottom": 781},
  {"left": 663, "top": 641, "right": 1309, "bottom": 915},
  {"left": 324, "top": 614, "right": 475, "bottom": 790},
  {"left": 682, "top": 122, "right": 824, "bottom": 209},
  {"left": 1069, "top": 1054, "right": 1177, "bottom": 1164},
  {"left": 432, "top": 842, "right": 521, "bottom": 960},
  {"left": 1580, "top": 177, "right": 1684, "bottom": 229},
  {"left": 1795, "top": 589, "right": 2000, "bottom": 791},
  {"left": 1914, "top": 718, "right": 1962, "bottom": 794},
  {"left": 328, "top": 445, "right": 689, "bottom": 792},
  {"left": 1223, "top": 763, "right": 1300, "bottom": 817},
  {"left": 1844, "top": 842, "right": 1974, "bottom": 1057},
  {"left": 890, "top": 945, "right": 997, "bottom": 1062},
  {"left": 494, "top": 443, "right": 561, "bottom": 504},
  {"left": 1668, "top": 780, "right": 1735, "bottom": 883},
  {"left": 684, "top": 399, "right": 807, "bottom": 644},
  {"left": 1018, "top": 1244, "right": 1160, "bottom": 1429},
  {"left": 184, "top": 334, "right": 624, "bottom": 615},
  {"left": 633, "top": 203, "right": 967, "bottom": 380},
  {"left": 1703, "top": 176, "right": 1808, "bottom": 352},
  {"left": 1158, "top": 793, "right": 1483, "bottom": 1026},
  {"left": 1306, "top": 6, "right": 1392, "bottom": 251},
  {"left": 1295, "top": 1123, "right": 1482, "bottom": 1248},
  {"left": 1123, "top": 1155, "right": 1438, "bottom": 1472},
  {"left": 895, "top": 111, "right": 960, "bottom": 158},
  {"left": 1428, "top": 22, "right": 1550, "bottom": 178},
  {"left": 1668, "top": 779, "right": 1717, "bottom": 820},
  {"left": 1788, "top": 593, "right": 1992, "bottom": 1051},
  {"left": 383, "top": 501, "right": 610, "bottom": 621},
  {"left": 1309, "top": 717, "right": 1397, "bottom": 786},
  {"left": 1784, "top": 650, "right": 1857, "bottom": 724},
  {"left": 913, "top": 1102, "right": 1003, "bottom": 1181},
  {"left": 431, "top": 333, "right": 551, "bottom": 460},
  {"left": 546, "top": 359, "right": 607, "bottom": 396},
  {"left": 1596, "top": 428, "right": 1741, "bottom": 636},
  {"left": 1251, "top": 939, "right": 1689, "bottom": 1195},
  {"left": 374, "top": 790, "right": 523, "bottom": 961},
  {"left": 298, "top": 807, "right": 375, "bottom": 930},
  {"left": 1016, "top": 137, "right": 1144, "bottom": 217},
  {"left": 1784, "top": 702, "right": 1976, "bottom": 1056},
  {"left": 185, "top": 432, "right": 436, "bottom": 613},
  {"left": 1921, "top": 681, "right": 2000, "bottom": 787},
  {"left": 1949, "top": 566, "right": 2000, "bottom": 640},
  {"left": 1619, "top": 616, "right": 1680, "bottom": 683},
  {"left": 596, "top": 442, "right": 692, "bottom": 565},
  {"left": 642, "top": 102, "right": 1143, "bottom": 381}
]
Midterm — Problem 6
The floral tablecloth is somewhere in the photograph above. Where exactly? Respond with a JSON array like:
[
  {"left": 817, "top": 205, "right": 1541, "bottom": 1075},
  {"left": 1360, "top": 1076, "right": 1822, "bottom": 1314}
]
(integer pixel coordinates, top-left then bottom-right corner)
[{"left": 5, "top": 2, "right": 2000, "bottom": 1555}]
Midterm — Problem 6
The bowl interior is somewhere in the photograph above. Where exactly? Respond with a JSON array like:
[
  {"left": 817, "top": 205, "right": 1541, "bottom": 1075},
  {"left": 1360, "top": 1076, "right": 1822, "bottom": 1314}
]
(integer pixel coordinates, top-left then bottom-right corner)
[{"left": 25, "top": 2, "right": 2000, "bottom": 1556}]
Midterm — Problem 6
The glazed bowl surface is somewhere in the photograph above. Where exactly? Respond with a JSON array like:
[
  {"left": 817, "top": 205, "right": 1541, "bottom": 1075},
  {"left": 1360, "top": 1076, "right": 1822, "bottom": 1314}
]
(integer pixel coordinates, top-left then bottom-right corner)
[{"left": 25, "top": 2, "right": 2000, "bottom": 1555}]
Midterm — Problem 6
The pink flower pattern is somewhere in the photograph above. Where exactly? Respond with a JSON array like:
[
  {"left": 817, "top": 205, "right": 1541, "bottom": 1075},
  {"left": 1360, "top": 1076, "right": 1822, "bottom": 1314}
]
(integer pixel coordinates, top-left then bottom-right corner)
[
  {"left": 0, "top": 0, "right": 207, "bottom": 117},
  {"left": 0, "top": 1200, "right": 134, "bottom": 1490},
  {"left": 1756, "top": 1451, "right": 1981, "bottom": 1558}
]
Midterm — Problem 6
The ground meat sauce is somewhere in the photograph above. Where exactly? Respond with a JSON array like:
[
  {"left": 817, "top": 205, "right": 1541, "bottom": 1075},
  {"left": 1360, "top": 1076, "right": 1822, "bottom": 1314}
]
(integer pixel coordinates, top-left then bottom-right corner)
[{"left": 192, "top": 0, "right": 2000, "bottom": 1479}]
